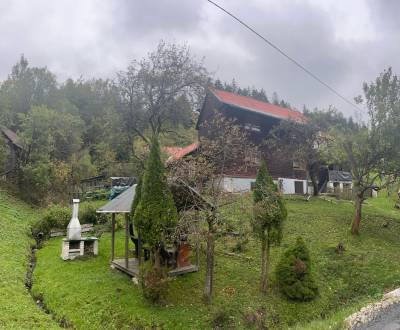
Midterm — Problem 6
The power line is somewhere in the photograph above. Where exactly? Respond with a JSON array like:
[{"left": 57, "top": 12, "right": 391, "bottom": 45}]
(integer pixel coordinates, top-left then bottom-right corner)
[{"left": 206, "top": 0, "right": 362, "bottom": 112}]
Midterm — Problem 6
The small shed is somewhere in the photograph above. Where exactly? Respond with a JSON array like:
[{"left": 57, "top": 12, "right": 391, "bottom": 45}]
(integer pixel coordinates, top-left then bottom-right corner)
[
  {"left": 97, "top": 184, "right": 140, "bottom": 276},
  {"left": 1, "top": 127, "right": 23, "bottom": 176}
]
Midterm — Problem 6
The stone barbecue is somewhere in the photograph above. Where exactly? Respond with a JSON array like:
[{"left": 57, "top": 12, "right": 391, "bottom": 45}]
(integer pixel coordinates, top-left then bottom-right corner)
[{"left": 61, "top": 199, "right": 98, "bottom": 260}]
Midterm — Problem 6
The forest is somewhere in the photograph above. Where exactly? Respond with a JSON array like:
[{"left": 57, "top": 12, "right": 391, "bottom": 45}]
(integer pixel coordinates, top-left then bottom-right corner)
[{"left": 0, "top": 42, "right": 291, "bottom": 204}]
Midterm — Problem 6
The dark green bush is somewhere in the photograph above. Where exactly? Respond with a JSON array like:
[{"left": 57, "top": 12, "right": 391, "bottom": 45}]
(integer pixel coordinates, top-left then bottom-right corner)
[
  {"left": 31, "top": 204, "right": 70, "bottom": 239},
  {"left": 85, "top": 189, "right": 108, "bottom": 201},
  {"left": 141, "top": 269, "right": 169, "bottom": 305},
  {"left": 275, "top": 237, "right": 318, "bottom": 301},
  {"left": 31, "top": 202, "right": 108, "bottom": 240},
  {"left": 79, "top": 203, "right": 108, "bottom": 225}
]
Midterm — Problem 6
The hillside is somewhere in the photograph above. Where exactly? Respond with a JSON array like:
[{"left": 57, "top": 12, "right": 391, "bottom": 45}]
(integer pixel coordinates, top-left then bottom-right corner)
[
  {"left": 0, "top": 190, "right": 59, "bottom": 329},
  {"left": 30, "top": 194, "right": 400, "bottom": 329}
]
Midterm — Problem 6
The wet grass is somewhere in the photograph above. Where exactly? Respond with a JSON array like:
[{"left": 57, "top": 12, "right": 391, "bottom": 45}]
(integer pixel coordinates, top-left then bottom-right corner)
[
  {"left": 29, "top": 192, "right": 400, "bottom": 329},
  {"left": 0, "top": 190, "right": 59, "bottom": 329}
]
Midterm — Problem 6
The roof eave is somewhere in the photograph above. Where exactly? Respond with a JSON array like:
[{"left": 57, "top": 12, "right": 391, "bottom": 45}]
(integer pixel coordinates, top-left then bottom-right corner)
[{"left": 210, "top": 89, "right": 302, "bottom": 122}]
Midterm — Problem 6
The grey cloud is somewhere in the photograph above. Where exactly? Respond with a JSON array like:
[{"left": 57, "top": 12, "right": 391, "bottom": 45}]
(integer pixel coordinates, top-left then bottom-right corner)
[{"left": 0, "top": 0, "right": 399, "bottom": 117}]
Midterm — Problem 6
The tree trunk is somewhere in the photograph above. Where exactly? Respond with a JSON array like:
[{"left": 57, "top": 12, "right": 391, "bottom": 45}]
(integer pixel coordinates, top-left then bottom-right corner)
[
  {"left": 307, "top": 168, "right": 319, "bottom": 196},
  {"left": 351, "top": 193, "right": 363, "bottom": 235},
  {"left": 203, "top": 221, "right": 215, "bottom": 304},
  {"left": 260, "top": 234, "right": 270, "bottom": 294},
  {"left": 153, "top": 247, "right": 161, "bottom": 273},
  {"left": 311, "top": 174, "right": 319, "bottom": 196}
]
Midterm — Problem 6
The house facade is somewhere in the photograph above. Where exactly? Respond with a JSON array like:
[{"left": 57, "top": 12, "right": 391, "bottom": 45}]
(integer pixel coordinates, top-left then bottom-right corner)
[
  {"left": 165, "top": 89, "right": 356, "bottom": 195},
  {"left": 196, "top": 89, "right": 309, "bottom": 194}
]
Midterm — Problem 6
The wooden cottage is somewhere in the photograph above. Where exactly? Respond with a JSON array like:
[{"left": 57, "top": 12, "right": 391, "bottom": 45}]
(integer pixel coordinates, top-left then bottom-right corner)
[{"left": 166, "top": 89, "right": 309, "bottom": 194}]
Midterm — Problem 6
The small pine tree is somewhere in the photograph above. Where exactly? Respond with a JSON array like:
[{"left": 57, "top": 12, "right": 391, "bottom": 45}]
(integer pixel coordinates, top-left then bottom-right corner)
[
  {"left": 251, "top": 161, "right": 286, "bottom": 293},
  {"left": 275, "top": 237, "right": 318, "bottom": 301},
  {"left": 253, "top": 161, "right": 276, "bottom": 203},
  {"left": 133, "top": 137, "right": 178, "bottom": 272}
]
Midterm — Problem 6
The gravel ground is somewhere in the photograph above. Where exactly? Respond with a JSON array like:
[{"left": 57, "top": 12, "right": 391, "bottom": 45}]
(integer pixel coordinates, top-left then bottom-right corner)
[{"left": 360, "top": 303, "right": 400, "bottom": 330}]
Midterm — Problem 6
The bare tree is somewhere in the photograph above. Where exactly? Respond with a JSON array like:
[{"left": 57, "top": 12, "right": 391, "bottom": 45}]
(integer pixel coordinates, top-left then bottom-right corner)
[
  {"left": 116, "top": 41, "right": 209, "bottom": 148},
  {"left": 170, "top": 112, "right": 258, "bottom": 303}
]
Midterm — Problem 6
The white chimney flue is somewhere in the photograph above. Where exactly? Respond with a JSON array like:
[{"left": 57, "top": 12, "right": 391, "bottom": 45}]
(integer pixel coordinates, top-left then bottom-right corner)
[{"left": 67, "top": 199, "right": 81, "bottom": 240}]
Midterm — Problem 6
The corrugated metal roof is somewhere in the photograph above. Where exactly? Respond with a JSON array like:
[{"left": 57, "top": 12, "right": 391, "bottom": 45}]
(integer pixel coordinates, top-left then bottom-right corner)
[{"left": 96, "top": 184, "right": 136, "bottom": 214}]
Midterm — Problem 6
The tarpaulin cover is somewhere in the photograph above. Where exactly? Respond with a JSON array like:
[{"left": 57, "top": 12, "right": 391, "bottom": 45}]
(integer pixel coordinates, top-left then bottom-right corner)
[{"left": 328, "top": 170, "right": 352, "bottom": 182}]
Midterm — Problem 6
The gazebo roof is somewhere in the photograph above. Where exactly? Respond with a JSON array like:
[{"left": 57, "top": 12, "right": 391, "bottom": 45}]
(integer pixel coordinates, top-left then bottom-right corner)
[{"left": 96, "top": 184, "right": 136, "bottom": 214}]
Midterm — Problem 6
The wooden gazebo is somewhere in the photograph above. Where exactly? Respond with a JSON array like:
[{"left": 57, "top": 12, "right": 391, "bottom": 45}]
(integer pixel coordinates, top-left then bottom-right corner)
[
  {"left": 97, "top": 184, "right": 140, "bottom": 276},
  {"left": 97, "top": 182, "right": 200, "bottom": 277}
]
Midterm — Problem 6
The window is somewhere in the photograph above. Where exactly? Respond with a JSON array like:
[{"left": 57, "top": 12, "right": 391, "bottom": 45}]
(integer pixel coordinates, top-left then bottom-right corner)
[
  {"left": 293, "top": 160, "right": 301, "bottom": 169},
  {"left": 294, "top": 181, "right": 304, "bottom": 194},
  {"left": 250, "top": 181, "right": 256, "bottom": 191},
  {"left": 244, "top": 123, "right": 261, "bottom": 133},
  {"left": 293, "top": 160, "right": 305, "bottom": 170}
]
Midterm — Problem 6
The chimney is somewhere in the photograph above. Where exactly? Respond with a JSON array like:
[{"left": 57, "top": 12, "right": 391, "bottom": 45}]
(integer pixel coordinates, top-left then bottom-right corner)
[{"left": 67, "top": 199, "right": 81, "bottom": 240}]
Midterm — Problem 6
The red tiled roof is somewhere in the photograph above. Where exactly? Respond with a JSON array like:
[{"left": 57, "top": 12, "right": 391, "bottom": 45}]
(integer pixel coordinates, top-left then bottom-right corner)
[
  {"left": 211, "top": 89, "right": 304, "bottom": 122},
  {"left": 164, "top": 142, "right": 199, "bottom": 162}
]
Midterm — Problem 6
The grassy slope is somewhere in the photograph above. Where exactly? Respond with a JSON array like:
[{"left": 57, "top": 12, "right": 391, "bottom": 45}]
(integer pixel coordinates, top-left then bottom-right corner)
[
  {"left": 0, "top": 191, "right": 59, "bottom": 329},
  {"left": 32, "top": 193, "right": 400, "bottom": 329}
]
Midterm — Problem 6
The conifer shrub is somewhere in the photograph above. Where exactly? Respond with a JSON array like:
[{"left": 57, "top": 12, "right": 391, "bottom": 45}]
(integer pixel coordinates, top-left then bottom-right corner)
[
  {"left": 133, "top": 137, "right": 178, "bottom": 303},
  {"left": 251, "top": 161, "right": 286, "bottom": 293},
  {"left": 133, "top": 137, "right": 178, "bottom": 250},
  {"left": 275, "top": 237, "right": 318, "bottom": 301}
]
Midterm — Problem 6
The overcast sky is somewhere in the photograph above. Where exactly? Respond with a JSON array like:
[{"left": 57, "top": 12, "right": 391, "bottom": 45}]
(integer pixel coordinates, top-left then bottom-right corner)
[{"left": 1, "top": 0, "right": 399, "bottom": 117}]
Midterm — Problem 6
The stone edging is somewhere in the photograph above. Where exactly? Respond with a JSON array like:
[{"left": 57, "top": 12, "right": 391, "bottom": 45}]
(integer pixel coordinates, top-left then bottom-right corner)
[{"left": 344, "top": 288, "right": 400, "bottom": 329}]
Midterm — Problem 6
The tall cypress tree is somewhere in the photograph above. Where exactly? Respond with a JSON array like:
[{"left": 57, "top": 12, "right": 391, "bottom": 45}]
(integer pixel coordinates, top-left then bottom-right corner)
[{"left": 133, "top": 137, "right": 178, "bottom": 271}]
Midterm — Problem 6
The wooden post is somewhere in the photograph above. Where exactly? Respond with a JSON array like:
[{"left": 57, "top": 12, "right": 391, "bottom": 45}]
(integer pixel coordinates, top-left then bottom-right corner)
[
  {"left": 111, "top": 213, "right": 115, "bottom": 262},
  {"left": 125, "top": 213, "right": 129, "bottom": 269},
  {"left": 138, "top": 228, "right": 142, "bottom": 267},
  {"left": 195, "top": 210, "right": 200, "bottom": 268}
]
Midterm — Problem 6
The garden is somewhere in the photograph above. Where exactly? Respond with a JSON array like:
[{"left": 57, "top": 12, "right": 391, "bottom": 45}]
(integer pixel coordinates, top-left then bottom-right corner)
[{"left": 4, "top": 186, "right": 400, "bottom": 329}]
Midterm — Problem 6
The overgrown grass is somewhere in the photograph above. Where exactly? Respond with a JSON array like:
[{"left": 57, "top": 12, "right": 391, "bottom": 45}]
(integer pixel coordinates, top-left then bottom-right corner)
[
  {"left": 31, "top": 192, "right": 400, "bottom": 329},
  {"left": 0, "top": 190, "right": 59, "bottom": 329}
]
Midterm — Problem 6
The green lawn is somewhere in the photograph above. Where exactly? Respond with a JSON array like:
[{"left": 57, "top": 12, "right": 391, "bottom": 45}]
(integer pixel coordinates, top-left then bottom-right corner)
[
  {"left": 0, "top": 190, "right": 59, "bottom": 329},
  {"left": 30, "top": 193, "right": 400, "bottom": 329}
]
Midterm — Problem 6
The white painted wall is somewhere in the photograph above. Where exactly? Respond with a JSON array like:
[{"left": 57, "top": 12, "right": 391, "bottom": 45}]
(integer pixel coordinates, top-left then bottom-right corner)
[
  {"left": 277, "top": 178, "right": 308, "bottom": 195},
  {"left": 222, "top": 177, "right": 254, "bottom": 193},
  {"left": 222, "top": 176, "right": 308, "bottom": 195}
]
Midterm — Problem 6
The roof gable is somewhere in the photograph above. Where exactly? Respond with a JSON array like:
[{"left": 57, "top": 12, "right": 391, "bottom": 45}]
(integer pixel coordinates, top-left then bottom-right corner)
[
  {"left": 211, "top": 89, "right": 304, "bottom": 122},
  {"left": 1, "top": 127, "right": 23, "bottom": 149}
]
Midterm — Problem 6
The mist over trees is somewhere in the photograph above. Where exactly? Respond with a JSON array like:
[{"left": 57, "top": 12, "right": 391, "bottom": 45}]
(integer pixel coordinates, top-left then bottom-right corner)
[
  {"left": 0, "top": 42, "right": 298, "bottom": 204},
  {"left": 0, "top": 44, "right": 208, "bottom": 203}
]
